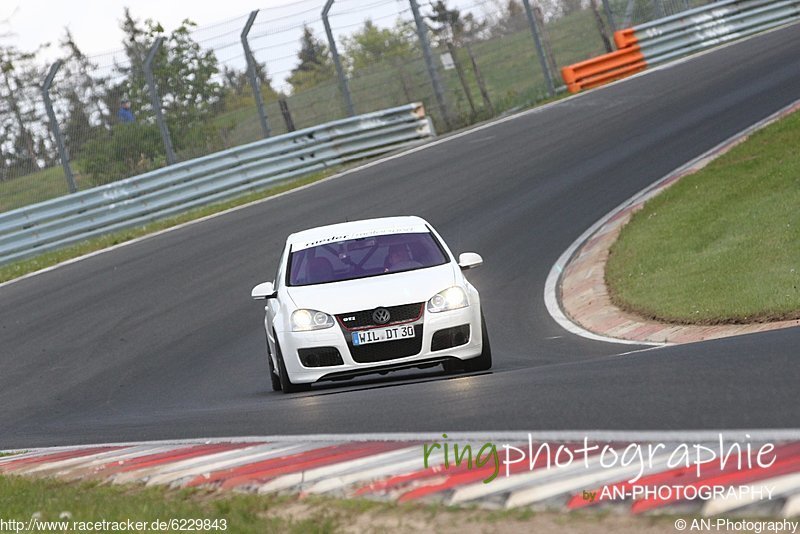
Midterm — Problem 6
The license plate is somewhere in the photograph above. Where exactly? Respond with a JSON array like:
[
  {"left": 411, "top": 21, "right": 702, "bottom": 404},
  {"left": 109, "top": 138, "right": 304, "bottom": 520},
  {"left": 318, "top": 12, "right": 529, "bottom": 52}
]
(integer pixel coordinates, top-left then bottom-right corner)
[{"left": 352, "top": 325, "right": 416, "bottom": 346}]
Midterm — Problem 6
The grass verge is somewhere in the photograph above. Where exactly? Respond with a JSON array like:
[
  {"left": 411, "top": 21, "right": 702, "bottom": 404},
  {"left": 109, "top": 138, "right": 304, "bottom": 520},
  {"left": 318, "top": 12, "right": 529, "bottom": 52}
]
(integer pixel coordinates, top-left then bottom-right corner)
[
  {"left": 605, "top": 109, "right": 800, "bottom": 324},
  {"left": 0, "top": 168, "right": 339, "bottom": 285},
  {"left": 0, "top": 475, "right": 335, "bottom": 534},
  {"left": 0, "top": 474, "right": 684, "bottom": 534}
]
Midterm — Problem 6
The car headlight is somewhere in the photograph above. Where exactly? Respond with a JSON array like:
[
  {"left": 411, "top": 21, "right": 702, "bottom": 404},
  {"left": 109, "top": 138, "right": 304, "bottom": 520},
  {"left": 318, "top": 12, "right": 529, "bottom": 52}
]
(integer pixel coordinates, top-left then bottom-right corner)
[
  {"left": 291, "top": 309, "right": 335, "bottom": 331},
  {"left": 427, "top": 286, "right": 469, "bottom": 313}
]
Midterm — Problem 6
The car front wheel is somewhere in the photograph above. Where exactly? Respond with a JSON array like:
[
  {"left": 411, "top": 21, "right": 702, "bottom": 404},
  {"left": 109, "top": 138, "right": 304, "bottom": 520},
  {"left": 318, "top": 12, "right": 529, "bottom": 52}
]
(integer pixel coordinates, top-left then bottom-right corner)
[
  {"left": 443, "top": 311, "right": 492, "bottom": 373},
  {"left": 266, "top": 335, "right": 281, "bottom": 391},
  {"left": 275, "top": 337, "right": 310, "bottom": 393}
]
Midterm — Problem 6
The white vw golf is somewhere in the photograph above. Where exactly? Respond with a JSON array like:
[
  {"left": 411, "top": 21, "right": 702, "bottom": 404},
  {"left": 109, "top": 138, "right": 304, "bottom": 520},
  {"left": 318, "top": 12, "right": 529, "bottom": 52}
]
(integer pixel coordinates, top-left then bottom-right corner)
[{"left": 251, "top": 216, "right": 491, "bottom": 392}]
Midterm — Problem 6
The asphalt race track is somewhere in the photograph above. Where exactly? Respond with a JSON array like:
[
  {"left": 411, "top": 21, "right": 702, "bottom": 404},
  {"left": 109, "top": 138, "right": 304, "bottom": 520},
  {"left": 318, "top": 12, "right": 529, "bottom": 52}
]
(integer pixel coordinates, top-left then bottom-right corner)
[{"left": 1, "top": 26, "right": 799, "bottom": 449}]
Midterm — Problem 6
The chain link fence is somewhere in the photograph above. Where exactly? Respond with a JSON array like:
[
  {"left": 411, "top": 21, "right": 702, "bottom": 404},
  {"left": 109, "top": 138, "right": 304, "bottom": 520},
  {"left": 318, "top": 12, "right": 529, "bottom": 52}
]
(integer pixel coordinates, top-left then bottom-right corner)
[
  {"left": 606, "top": 0, "right": 714, "bottom": 28},
  {"left": 0, "top": 0, "right": 714, "bottom": 214}
]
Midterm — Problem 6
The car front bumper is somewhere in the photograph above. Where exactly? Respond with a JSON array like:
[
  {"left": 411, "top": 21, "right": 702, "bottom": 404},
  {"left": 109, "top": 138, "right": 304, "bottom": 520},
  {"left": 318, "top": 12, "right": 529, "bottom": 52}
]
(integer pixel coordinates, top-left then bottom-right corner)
[{"left": 277, "top": 303, "right": 483, "bottom": 384}]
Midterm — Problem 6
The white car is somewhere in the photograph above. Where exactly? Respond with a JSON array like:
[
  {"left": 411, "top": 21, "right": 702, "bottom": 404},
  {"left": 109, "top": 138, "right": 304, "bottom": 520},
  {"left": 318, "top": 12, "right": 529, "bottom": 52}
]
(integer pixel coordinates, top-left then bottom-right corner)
[{"left": 251, "top": 216, "right": 491, "bottom": 393}]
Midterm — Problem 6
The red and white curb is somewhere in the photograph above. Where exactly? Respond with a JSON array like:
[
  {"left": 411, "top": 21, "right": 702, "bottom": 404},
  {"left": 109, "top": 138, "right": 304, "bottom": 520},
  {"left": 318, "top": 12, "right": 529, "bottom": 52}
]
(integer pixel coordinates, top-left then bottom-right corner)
[
  {"left": 544, "top": 97, "right": 800, "bottom": 346},
  {"left": 3, "top": 432, "right": 800, "bottom": 517}
]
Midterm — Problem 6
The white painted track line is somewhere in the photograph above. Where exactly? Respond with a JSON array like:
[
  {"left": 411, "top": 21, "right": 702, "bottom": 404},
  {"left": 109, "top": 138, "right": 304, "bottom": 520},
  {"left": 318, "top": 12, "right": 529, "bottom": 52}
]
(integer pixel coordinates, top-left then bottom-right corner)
[
  {"left": 503, "top": 454, "right": 671, "bottom": 509},
  {"left": 57, "top": 445, "right": 180, "bottom": 479},
  {"left": 449, "top": 455, "right": 594, "bottom": 505},
  {"left": 305, "top": 456, "right": 428, "bottom": 495},
  {"left": 14, "top": 446, "right": 134, "bottom": 475},
  {"left": 782, "top": 493, "right": 800, "bottom": 518},
  {"left": 257, "top": 446, "right": 420, "bottom": 493},
  {"left": 141, "top": 444, "right": 316, "bottom": 487},
  {"left": 702, "top": 473, "right": 800, "bottom": 516}
]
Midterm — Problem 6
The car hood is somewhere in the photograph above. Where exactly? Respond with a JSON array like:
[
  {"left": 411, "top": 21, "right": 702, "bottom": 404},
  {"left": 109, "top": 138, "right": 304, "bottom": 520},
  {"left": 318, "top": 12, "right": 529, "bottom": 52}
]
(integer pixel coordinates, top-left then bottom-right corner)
[{"left": 286, "top": 263, "right": 457, "bottom": 314}]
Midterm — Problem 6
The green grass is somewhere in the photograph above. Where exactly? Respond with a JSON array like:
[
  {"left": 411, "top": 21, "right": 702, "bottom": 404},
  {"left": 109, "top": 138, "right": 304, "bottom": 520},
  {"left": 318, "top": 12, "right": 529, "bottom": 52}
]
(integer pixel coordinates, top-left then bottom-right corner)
[
  {"left": 0, "top": 166, "right": 75, "bottom": 213},
  {"left": 606, "top": 109, "right": 800, "bottom": 324},
  {"left": 0, "top": 169, "right": 338, "bottom": 285},
  {"left": 0, "top": 475, "right": 337, "bottom": 534},
  {"left": 0, "top": 474, "right": 687, "bottom": 533}
]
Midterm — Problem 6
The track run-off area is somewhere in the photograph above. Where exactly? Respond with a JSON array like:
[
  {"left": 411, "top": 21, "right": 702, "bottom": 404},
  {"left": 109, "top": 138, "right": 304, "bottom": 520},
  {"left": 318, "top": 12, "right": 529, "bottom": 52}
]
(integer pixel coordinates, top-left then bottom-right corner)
[{"left": 1, "top": 25, "right": 798, "bottom": 450}]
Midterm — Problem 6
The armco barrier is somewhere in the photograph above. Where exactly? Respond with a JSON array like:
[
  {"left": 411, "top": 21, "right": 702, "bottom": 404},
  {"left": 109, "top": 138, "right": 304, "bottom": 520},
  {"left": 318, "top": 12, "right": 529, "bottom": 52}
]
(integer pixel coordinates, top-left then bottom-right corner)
[
  {"left": 0, "top": 103, "right": 434, "bottom": 266},
  {"left": 562, "top": 0, "right": 800, "bottom": 93}
]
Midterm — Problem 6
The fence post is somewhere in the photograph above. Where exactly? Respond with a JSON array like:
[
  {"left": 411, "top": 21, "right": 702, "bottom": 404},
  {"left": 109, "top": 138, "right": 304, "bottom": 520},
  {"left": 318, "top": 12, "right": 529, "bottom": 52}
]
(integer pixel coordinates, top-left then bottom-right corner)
[
  {"left": 465, "top": 43, "right": 494, "bottom": 117},
  {"left": 601, "top": 0, "right": 617, "bottom": 32},
  {"left": 408, "top": 0, "right": 452, "bottom": 130},
  {"left": 242, "top": 10, "right": 271, "bottom": 138},
  {"left": 41, "top": 60, "right": 77, "bottom": 194},
  {"left": 144, "top": 37, "right": 176, "bottom": 165},
  {"left": 446, "top": 42, "right": 476, "bottom": 120},
  {"left": 623, "top": 0, "right": 636, "bottom": 27},
  {"left": 521, "top": 0, "right": 555, "bottom": 97},
  {"left": 322, "top": 0, "right": 355, "bottom": 117},
  {"left": 278, "top": 98, "right": 295, "bottom": 132}
]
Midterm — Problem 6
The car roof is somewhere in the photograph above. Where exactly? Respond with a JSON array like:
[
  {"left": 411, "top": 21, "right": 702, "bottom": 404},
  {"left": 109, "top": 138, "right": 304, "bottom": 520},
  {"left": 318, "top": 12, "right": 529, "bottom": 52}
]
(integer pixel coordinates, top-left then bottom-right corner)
[{"left": 287, "top": 216, "right": 432, "bottom": 251}]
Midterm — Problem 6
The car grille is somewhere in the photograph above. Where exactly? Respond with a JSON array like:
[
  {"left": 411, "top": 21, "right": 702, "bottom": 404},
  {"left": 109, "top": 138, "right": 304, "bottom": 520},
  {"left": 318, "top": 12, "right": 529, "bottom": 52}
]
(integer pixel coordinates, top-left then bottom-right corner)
[
  {"left": 346, "top": 324, "right": 424, "bottom": 363},
  {"left": 336, "top": 303, "right": 424, "bottom": 330}
]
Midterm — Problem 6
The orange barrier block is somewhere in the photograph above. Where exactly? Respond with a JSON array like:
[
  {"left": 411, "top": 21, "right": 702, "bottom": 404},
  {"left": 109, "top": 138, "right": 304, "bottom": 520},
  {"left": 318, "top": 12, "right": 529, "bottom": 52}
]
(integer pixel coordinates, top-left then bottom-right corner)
[
  {"left": 577, "top": 61, "right": 647, "bottom": 91},
  {"left": 560, "top": 45, "right": 645, "bottom": 93},
  {"left": 614, "top": 28, "right": 639, "bottom": 49}
]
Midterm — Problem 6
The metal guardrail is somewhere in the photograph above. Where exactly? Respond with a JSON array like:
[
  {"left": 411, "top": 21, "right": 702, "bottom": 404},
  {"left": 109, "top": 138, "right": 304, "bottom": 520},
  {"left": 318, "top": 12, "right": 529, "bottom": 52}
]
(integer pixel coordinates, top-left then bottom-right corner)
[
  {"left": 618, "top": 0, "right": 800, "bottom": 64},
  {"left": 0, "top": 103, "right": 435, "bottom": 266},
  {"left": 561, "top": 0, "right": 800, "bottom": 92}
]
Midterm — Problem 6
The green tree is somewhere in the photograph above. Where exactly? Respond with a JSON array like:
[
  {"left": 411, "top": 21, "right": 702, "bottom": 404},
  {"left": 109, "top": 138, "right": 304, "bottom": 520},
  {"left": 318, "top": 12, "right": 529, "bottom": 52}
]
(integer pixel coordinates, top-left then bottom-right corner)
[
  {"left": 286, "top": 26, "right": 335, "bottom": 92},
  {"left": 0, "top": 44, "right": 49, "bottom": 181},
  {"left": 427, "top": 1, "right": 485, "bottom": 46},
  {"left": 79, "top": 122, "right": 164, "bottom": 186},
  {"left": 116, "top": 10, "right": 223, "bottom": 133},
  {"left": 222, "top": 65, "right": 273, "bottom": 98},
  {"left": 342, "top": 19, "right": 416, "bottom": 73},
  {"left": 80, "top": 9, "right": 225, "bottom": 183},
  {"left": 59, "top": 29, "right": 108, "bottom": 158}
]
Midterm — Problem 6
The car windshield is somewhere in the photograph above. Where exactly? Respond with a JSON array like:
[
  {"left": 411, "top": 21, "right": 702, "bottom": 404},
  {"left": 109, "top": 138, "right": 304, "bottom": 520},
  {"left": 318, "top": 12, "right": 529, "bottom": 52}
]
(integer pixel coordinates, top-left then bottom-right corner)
[{"left": 288, "top": 232, "right": 448, "bottom": 286}]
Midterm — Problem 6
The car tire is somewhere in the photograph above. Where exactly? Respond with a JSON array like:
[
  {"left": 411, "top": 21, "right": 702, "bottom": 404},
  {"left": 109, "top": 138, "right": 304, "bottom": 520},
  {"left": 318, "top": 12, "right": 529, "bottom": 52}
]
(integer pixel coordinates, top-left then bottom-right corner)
[
  {"left": 275, "top": 337, "right": 310, "bottom": 393},
  {"left": 462, "top": 312, "right": 492, "bottom": 373},
  {"left": 266, "top": 336, "right": 282, "bottom": 392}
]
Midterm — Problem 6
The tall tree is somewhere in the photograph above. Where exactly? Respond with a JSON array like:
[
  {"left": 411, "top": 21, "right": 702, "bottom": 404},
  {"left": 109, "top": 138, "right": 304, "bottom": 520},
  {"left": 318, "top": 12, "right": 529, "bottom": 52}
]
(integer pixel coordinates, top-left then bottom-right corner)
[
  {"left": 286, "top": 26, "right": 334, "bottom": 92},
  {"left": 427, "top": 1, "right": 485, "bottom": 46},
  {"left": 223, "top": 64, "right": 273, "bottom": 97},
  {"left": 114, "top": 9, "right": 223, "bottom": 134},
  {"left": 78, "top": 9, "right": 225, "bottom": 184},
  {"left": 0, "top": 45, "right": 47, "bottom": 180},
  {"left": 59, "top": 29, "right": 108, "bottom": 157}
]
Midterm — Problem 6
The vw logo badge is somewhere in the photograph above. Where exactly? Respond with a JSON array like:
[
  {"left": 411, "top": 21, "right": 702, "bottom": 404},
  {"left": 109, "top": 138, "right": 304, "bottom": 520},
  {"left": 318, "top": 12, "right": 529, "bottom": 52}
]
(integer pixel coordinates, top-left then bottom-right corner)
[{"left": 372, "top": 307, "right": 391, "bottom": 325}]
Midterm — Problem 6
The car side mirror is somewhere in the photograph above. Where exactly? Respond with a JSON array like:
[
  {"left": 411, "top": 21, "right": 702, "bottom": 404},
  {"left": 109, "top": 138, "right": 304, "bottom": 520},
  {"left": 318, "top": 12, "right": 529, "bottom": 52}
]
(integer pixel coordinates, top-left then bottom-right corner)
[
  {"left": 251, "top": 281, "right": 277, "bottom": 300},
  {"left": 458, "top": 252, "right": 483, "bottom": 270}
]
